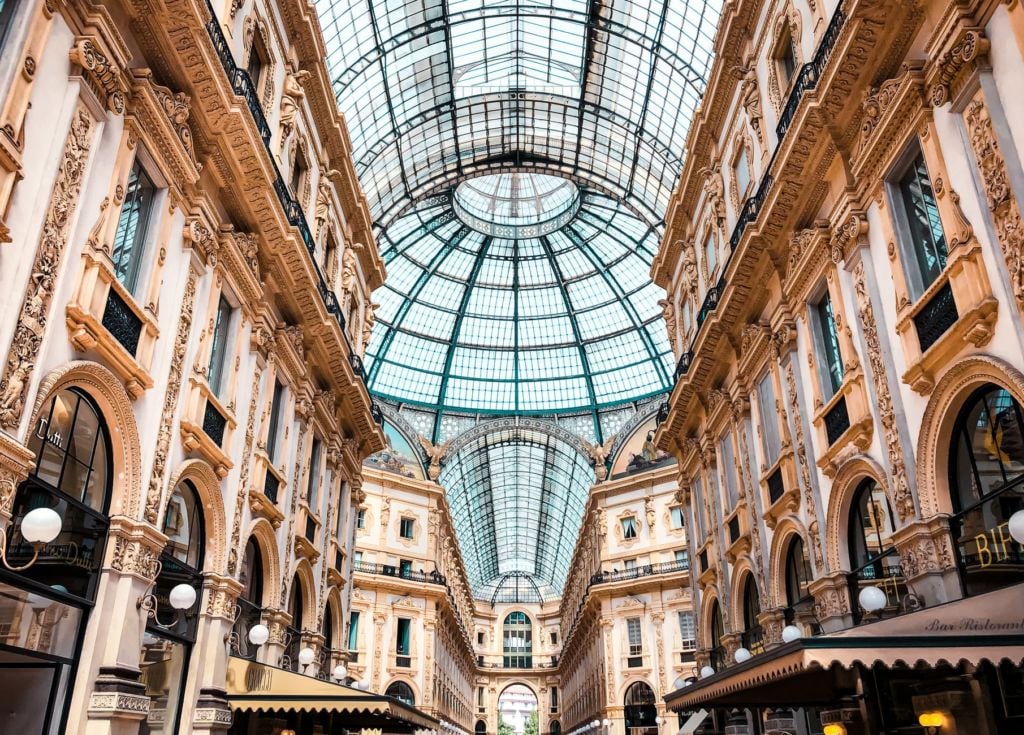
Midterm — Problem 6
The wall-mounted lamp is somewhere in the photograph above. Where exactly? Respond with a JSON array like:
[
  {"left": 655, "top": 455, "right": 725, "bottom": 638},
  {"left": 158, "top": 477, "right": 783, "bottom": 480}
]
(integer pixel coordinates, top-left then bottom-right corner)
[
  {"left": 822, "top": 725, "right": 846, "bottom": 735},
  {"left": 734, "top": 647, "right": 752, "bottom": 663},
  {"left": 781, "top": 625, "right": 803, "bottom": 643},
  {"left": 1009, "top": 510, "right": 1024, "bottom": 544},
  {"left": 858, "top": 585, "right": 887, "bottom": 614},
  {"left": 298, "top": 646, "right": 316, "bottom": 672},
  {"left": 0, "top": 507, "right": 63, "bottom": 571},
  {"left": 699, "top": 665, "right": 715, "bottom": 678},
  {"left": 138, "top": 575, "right": 198, "bottom": 631}
]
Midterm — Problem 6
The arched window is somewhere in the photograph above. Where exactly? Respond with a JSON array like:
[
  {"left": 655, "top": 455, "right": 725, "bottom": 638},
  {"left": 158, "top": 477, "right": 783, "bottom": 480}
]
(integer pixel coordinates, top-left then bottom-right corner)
[
  {"left": 27, "top": 387, "right": 111, "bottom": 512},
  {"left": 386, "top": 681, "right": 415, "bottom": 705},
  {"left": 550, "top": 721, "right": 561, "bottom": 735},
  {"left": 783, "top": 536, "right": 816, "bottom": 629},
  {"left": 741, "top": 575, "right": 763, "bottom": 654},
  {"left": 284, "top": 575, "right": 305, "bottom": 670},
  {"left": 6, "top": 388, "right": 113, "bottom": 733},
  {"left": 141, "top": 480, "right": 206, "bottom": 733},
  {"left": 950, "top": 385, "right": 1024, "bottom": 596},
  {"left": 848, "top": 479, "right": 903, "bottom": 622},
  {"left": 503, "top": 611, "right": 533, "bottom": 668},
  {"left": 241, "top": 537, "right": 264, "bottom": 607},
  {"left": 476, "top": 720, "right": 487, "bottom": 735},
  {"left": 624, "top": 681, "right": 657, "bottom": 734},
  {"left": 708, "top": 600, "right": 725, "bottom": 670}
]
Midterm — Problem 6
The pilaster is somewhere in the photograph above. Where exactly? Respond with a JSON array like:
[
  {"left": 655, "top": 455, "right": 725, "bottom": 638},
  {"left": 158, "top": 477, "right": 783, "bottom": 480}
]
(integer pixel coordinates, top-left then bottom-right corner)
[
  {"left": 0, "top": 431, "right": 34, "bottom": 530},
  {"left": 891, "top": 515, "right": 961, "bottom": 607},
  {"left": 809, "top": 571, "right": 853, "bottom": 632},
  {"left": 184, "top": 574, "right": 243, "bottom": 733}
]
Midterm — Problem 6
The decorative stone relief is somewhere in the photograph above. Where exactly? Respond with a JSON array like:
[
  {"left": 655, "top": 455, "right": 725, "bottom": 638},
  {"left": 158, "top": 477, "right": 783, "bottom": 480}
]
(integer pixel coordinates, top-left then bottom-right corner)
[
  {"left": 964, "top": 98, "right": 1024, "bottom": 314},
  {"left": 0, "top": 105, "right": 94, "bottom": 430},
  {"left": 144, "top": 268, "right": 200, "bottom": 524},
  {"left": 227, "top": 361, "right": 264, "bottom": 575},
  {"left": 781, "top": 362, "right": 825, "bottom": 571},
  {"left": 851, "top": 261, "right": 915, "bottom": 522}
]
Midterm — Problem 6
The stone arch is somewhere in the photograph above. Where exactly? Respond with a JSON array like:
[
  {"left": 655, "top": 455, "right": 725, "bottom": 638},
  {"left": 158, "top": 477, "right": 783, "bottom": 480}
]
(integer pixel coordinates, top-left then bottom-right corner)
[
  {"left": 916, "top": 355, "right": 1024, "bottom": 518},
  {"left": 825, "top": 453, "right": 891, "bottom": 572},
  {"left": 28, "top": 360, "right": 142, "bottom": 519},
  {"left": 245, "top": 518, "right": 281, "bottom": 608},
  {"left": 620, "top": 676, "right": 655, "bottom": 703},
  {"left": 698, "top": 586, "right": 722, "bottom": 647},
  {"left": 322, "top": 585, "right": 344, "bottom": 648},
  {"left": 767, "top": 515, "right": 811, "bottom": 608},
  {"left": 385, "top": 676, "right": 420, "bottom": 704},
  {"left": 498, "top": 680, "right": 539, "bottom": 701},
  {"left": 165, "top": 459, "right": 228, "bottom": 574},
  {"left": 727, "top": 556, "right": 758, "bottom": 627},
  {"left": 290, "top": 558, "right": 317, "bottom": 629}
]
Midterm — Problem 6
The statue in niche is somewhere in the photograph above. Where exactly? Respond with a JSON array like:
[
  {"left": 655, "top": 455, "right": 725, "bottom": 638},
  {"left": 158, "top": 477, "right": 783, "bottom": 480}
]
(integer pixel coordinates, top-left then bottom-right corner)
[{"left": 626, "top": 431, "right": 668, "bottom": 474}]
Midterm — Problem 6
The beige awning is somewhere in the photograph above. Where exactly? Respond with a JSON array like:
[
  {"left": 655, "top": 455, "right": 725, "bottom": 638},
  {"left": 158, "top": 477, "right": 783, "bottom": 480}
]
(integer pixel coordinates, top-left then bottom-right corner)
[
  {"left": 227, "top": 657, "right": 440, "bottom": 730},
  {"left": 665, "top": 584, "right": 1024, "bottom": 711}
]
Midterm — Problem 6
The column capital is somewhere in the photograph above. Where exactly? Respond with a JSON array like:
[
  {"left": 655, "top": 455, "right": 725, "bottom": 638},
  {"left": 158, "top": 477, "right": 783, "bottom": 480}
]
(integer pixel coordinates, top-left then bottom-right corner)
[
  {"left": 106, "top": 515, "right": 168, "bottom": 581},
  {"left": 0, "top": 432, "right": 34, "bottom": 523}
]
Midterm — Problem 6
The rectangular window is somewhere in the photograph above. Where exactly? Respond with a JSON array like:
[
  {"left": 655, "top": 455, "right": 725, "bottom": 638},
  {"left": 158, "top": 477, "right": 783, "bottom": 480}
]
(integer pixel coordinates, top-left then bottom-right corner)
[
  {"left": 357, "top": 508, "right": 366, "bottom": 529},
  {"left": 399, "top": 559, "right": 412, "bottom": 577},
  {"left": 627, "top": 617, "right": 643, "bottom": 657},
  {"left": 670, "top": 506, "right": 685, "bottom": 529},
  {"left": 477, "top": 631, "right": 485, "bottom": 645},
  {"left": 625, "top": 558, "right": 637, "bottom": 570},
  {"left": 550, "top": 686, "right": 559, "bottom": 712},
  {"left": 111, "top": 159, "right": 156, "bottom": 295},
  {"left": 266, "top": 381, "right": 285, "bottom": 462},
  {"left": 353, "top": 550, "right": 362, "bottom": 565},
  {"left": 678, "top": 611, "right": 696, "bottom": 650},
  {"left": 399, "top": 517, "right": 415, "bottom": 539},
  {"left": 703, "top": 231, "right": 717, "bottom": 279},
  {"left": 814, "top": 290, "right": 844, "bottom": 397},
  {"left": 757, "top": 371, "right": 781, "bottom": 467},
  {"left": 396, "top": 618, "right": 411, "bottom": 656},
  {"left": 478, "top": 687, "right": 485, "bottom": 708},
  {"left": 348, "top": 611, "right": 360, "bottom": 650},
  {"left": 207, "top": 296, "right": 234, "bottom": 397},
  {"left": 0, "top": 0, "right": 20, "bottom": 51},
  {"left": 307, "top": 437, "right": 322, "bottom": 507},
  {"left": 720, "top": 432, "right": 739, "bottom": 508},
  {"left": 550, "top": 631, "right": 558, "bottom": 645},
  {"left": 675, "top": 549, "right": 689, "bottom": 567},
  {"left": 621, "top": 517, "right": 638, "bottom": 539},
  {"left": 246, "top": 38, "right": 264, "bottom": 87},
  {"left": 893, "top": 148, "right": 948, "bottom": 297},
  {"left": 290, "top": 148, "right": 308, "bottom": 201},
  {"left": 734, "top": 151, "right": 750, "bottom": 198},
  {"left": 780, "top": 32, "right": 798, "bottom": 83}
]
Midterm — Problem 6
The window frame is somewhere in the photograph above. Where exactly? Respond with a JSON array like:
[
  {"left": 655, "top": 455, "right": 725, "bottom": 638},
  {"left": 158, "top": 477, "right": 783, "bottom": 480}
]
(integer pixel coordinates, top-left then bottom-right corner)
[
  {"left": 810, "top": 286, "right": 844, "bottom": 399},
  {"left": 621, "top": 515, "right": 638, "bottom": 539},
  {"left": 399, "top": 516, "right": 415, "bottom": 539},
  {"left": 110, "top": 157, "right": 160, "bottom": 296},
  {"left": 207, "top": 295, "right": 235, "bottom": 397}
]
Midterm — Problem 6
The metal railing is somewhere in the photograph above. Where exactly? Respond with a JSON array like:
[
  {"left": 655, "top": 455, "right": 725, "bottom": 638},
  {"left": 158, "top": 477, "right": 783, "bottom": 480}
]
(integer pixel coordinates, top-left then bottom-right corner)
[
  {"left": 201, "top": 2, "right": 382, "bottom": 425},
  {"left": 590, "top": 558, "right": 689, "bottom": 585},
  {"left": 351, "top": 561, "right": 447, "bottom": 585}
]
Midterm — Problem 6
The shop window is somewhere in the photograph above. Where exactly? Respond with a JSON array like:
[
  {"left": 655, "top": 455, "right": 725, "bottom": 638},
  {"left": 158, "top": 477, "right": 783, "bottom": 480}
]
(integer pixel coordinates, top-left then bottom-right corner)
[
  {"left": 949, "top": 384, "right": 1024, "bottom": 596},
  {"left": 890, "top": 147, "right": 948, "bottom": 299},
  {"left": 386, "top": 680, "right": 415, "bottom": 705},
  {"left": 502, "top": 611, "right": 532, "bottom": 668},
  {"left": 141, "top": 480, "right": 205, "bottom": 734},
  {"left": 623, "top": 681, "right": 657, "bottom": 732},
  {"left": 111, "top": 159, "right": 157, "bottom": 296},
  {"left": 207, "top": 296, "right": 235, "bottom": 397},
  {"left": 812, "top": 288, "right": 844, "bottom": 399},
  {"left": 621, "top": 516, "right": 638, "bottom": 539},
  {"left": 847, "top": 479, "right": 905, "bottom": 623}
]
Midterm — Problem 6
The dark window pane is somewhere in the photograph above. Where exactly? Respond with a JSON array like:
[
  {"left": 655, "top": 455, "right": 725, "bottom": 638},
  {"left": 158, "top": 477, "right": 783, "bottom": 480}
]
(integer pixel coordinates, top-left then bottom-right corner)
[
  {"left": 111, "top": 160, "right": 156, "bottom": 295},
  {"left": 898, "top": 151, "right": 947, "bottom": 290}
]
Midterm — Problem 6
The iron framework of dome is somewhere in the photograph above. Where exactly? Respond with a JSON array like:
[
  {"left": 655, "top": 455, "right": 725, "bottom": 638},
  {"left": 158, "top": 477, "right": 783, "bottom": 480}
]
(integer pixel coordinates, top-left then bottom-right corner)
[{"left": 315, "top": 0, "right": 720, "bottom": 597}]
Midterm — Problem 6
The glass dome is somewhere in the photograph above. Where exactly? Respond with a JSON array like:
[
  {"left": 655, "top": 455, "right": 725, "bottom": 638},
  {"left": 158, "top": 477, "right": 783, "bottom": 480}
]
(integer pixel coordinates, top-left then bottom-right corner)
[
  {"left": 365, "top": 182, "right": 675, "bottom": 417},
  {"left": 454, "top": 173, "right": 581, "bottom": 238}
]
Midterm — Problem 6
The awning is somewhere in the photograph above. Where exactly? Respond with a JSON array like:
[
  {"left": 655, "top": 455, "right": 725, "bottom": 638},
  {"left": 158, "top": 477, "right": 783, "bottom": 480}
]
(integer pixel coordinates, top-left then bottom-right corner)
[
  {"left": 226, "top": 657, "right": 440, "bottom": 731},
  {"left": 665, "top": 584, "right": 1024, "bottom": 711}
]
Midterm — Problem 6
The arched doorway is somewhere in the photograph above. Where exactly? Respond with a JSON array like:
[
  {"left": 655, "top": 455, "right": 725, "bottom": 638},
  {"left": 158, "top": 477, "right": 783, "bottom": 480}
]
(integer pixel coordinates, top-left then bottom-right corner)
[
  {"left": 623, "top": 681, "right": 657, "bottom": 735},
  {"left": 2, "top": 388, "right": 114, "bottom": 733},
  {"left": 847, "top": 478, "right": 904, "bottom": 623},
  {"left": 498, "top": 684, "right": 538, "bottom": 735},
  {"left": 949, "top": 384, "right": 1024, "bottom": 595},
  {"left": 476, "top": 719, "right": 488, "bottom": 735}
]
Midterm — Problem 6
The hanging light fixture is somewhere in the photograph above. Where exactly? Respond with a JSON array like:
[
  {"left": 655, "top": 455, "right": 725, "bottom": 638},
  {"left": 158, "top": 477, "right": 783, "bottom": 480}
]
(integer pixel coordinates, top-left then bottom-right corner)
[{"left": 0, "top": 507, "right": 63, "bottom": 571}]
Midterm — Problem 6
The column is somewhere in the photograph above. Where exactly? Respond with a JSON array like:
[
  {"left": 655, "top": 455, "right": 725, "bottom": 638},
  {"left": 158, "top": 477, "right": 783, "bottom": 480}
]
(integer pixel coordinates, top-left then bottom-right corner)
[{"left": 187, "top": 573, "right": 244, "bottom": 733}]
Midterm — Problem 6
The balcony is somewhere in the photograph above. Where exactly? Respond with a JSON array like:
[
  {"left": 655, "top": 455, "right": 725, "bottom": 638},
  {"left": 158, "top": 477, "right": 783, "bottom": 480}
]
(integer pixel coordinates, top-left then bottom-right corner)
[
  {"left": 589, "top": 559, "right": 689, "bottom": 586},
  {"left": 249, "top": 451, "right": 285, "bottom": 528},
  {"left": 351, "top": 561, "right": 447, "bottom": 585}
]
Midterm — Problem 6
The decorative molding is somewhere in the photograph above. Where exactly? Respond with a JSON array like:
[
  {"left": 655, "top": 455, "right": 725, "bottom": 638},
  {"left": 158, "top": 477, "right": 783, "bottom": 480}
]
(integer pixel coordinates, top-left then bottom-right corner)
[{"left": 0, "top": 105, "right": 94, "bottom": 430}]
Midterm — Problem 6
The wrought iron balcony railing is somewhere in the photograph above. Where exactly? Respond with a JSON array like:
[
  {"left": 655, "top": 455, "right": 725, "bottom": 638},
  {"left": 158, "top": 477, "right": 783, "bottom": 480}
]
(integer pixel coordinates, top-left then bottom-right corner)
[
  {"left": 352, "top": 561, "right": 447, "bottom": 585},
  {"left": 590, "top": 558, "right": 690, "bottom": 586}
]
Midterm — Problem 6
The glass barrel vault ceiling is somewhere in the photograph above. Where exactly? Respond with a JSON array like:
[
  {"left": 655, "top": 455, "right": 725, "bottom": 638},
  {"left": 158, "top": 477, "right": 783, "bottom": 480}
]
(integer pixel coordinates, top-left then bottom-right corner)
[{"left": 314, "top": 0, "right": 721, "bottom": 598}]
